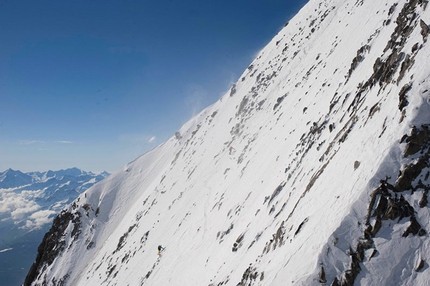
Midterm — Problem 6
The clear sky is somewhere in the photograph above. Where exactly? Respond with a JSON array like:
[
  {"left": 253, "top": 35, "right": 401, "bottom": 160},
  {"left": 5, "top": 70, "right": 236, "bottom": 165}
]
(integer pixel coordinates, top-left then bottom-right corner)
[{"left": 0, "top": 0, "right": 308, "bottom": 173}]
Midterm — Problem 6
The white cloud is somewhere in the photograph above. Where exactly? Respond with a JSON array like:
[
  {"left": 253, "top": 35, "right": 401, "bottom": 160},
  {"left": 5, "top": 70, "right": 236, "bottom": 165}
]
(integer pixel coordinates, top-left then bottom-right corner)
[
  {"left": 17, "top": 140, "right": 74, "bottom": 145},
  {"left": 18, "top": 140, "right": 44, "bottom": 145},
  {"left": 24, "top": 209, "right": 56, "bottom": 229},
  {"left": 11, "top": 203, "right": 40, "bottom": 220},
  {"left": 148, "top": 136, "right": 156, "bottom": 143},
  {"left": 0, "top": 189, "right": 55, "bottom": 230},
  {"left": 0, "top": 189, "right": 42, "bottom": 221}
]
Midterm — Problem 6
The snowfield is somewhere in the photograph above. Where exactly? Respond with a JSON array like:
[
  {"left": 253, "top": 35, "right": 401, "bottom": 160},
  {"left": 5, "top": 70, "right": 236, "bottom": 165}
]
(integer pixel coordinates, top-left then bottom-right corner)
[{"left": 25, "top": 0, "right": 430, "bottom": 285}]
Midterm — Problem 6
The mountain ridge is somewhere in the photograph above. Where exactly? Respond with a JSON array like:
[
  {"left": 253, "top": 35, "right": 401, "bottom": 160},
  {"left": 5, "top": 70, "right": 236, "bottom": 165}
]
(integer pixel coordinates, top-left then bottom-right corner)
[{"left": 25, "top": 0, "right": 430, "bottom": 285}]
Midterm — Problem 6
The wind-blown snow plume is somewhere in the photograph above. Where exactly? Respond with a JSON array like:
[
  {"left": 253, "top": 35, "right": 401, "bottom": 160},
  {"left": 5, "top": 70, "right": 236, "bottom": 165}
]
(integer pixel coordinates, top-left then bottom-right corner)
[{"left": 25, "top": 0, "right": 430, "bottom": 285}]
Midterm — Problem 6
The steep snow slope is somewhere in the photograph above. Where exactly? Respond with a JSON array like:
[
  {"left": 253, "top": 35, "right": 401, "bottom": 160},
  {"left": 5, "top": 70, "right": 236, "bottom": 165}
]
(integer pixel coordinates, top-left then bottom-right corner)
[{"left": 25, "top": 0, "right": 430, "bottom": 285}]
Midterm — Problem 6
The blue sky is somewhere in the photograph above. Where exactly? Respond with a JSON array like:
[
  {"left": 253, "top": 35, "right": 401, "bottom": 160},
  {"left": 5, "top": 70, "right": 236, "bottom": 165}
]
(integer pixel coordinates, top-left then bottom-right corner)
[{"left": 0, "top": 0, "right": 307, "bottom": 173}]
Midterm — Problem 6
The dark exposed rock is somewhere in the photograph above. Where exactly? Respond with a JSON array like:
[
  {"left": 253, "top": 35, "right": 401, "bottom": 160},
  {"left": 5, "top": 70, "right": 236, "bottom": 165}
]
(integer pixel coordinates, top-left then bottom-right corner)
[
  {"left": 337, "top": 123, "right": 430, "bottom": 286},
  {"left": 356, "top": 239, "right": 373, "bottom": 262},
  {"left": 343, "top": 269, "right": 357, "bottom": 284},
  {"left": 415, "top": 259, "right": 425, "bottom": 272},
  {"left": 396, "top": 157, "right": 429, "bottom": 191},
  {"left": 420, "top": 19, "right": 429, "bottom": 40},
  {"left": 402, "top": 215, "right": 422, "bottom": 237},
  {"left": 319, "top": 266, "right": 327, "bottom": 283},
  {"left": 115, "top": 224, "right": 137, "bottom": 253},
  {"left": 273, "top": 221, "right": 285, "bottom": 247},
  {"left": 217, "top": 223, "right": 234, "bottom": 241},
  {"left": 24, "top": 210, "right": 79, "bottom": 286},
  {"left": 388, "top": 3, "right": 398, "bottom": 16},
  {"left": 230, "top": 84, "right": 237, "bottom": 97},
  {"left": 331, "top": 277, "right": 340, "bottom": 286},
  {"left": 403, "top": 125, "right": 430, "bottom": 157},
  {"left": 368, "top": 102, "right": 381, "bottom": 120},
  {"left": 398, "top": 55, "right": 415, "bottom": 82},
  {"left": 232, "top": 233, "right": 245, "bottom": 252},
  {"left": 384, "top": 195, "right": 414, "bottom": 220},
  {"left": 267, "top": 182, "right": 286, "bottom": 205},
  {"left": 238, "top": 265, "right": 259, "bottom": 286},
  {"left": 237, "top": 96, "right": 249, "bottom": 117},
  {"left": 263, "top": 220, "right": 286, "bottom": 253},
  {"left": 384, "top": 0, "right": 420, "bottom": 52},
  {"left": 419, "top": 190, "right": 428, "bottom": 207},
  {"left": 372, "top": 215, "right": 382, "bottom": 236},
  {"left": 354, "top": 161, "right": 361, "bottom": 170},
  {"left": 347, "top": 45, "right": 371, "bottom": 80},
  {"left": 372, "top": 195, "right": 388, "bottom": 218},
  {"left": 364, "top": 224, "right": 373, "bottom": 239},
  {"left": 357, "top": 0, "right": 423, "bottom": 92},
  {"left": 371, "top": 51, "right": 405, "bottom": 87},
  {"left": 294, "top": 217, "right": 309, "bottom": 236},
  {"left": 398, "top": 83, "right": 412, "bottom": 111},
  {"left": 273, "top": 94, "right": 287, "bottom": 110},
  {"left": 369, "top": 249, "right": 378, "bottom": 260},
  {"left": 341, "top": 248, "right": 361, "bottom": 286}
]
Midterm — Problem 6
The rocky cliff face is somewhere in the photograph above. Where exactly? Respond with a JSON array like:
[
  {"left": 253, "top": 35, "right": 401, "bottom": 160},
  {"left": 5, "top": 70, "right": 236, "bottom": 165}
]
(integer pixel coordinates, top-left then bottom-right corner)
[{"left": 25, "top": 0, "right": 430, "bottom": 285}]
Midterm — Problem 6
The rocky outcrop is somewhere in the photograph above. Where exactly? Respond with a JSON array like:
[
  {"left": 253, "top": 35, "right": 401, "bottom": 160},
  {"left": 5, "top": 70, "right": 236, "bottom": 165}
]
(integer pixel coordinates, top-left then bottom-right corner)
[
  {"left": 326, "top": 123, "right": 430, "bottom": 285},
  {"left": 24, "top": 209, "right": 82, "bottom": 286}
]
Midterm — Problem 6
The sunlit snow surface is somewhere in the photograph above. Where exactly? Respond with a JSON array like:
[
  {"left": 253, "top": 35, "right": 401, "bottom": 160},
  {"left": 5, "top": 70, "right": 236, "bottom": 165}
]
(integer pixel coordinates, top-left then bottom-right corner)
[{"left": 29, "top": 0, "right": 430, "bottom": 285}]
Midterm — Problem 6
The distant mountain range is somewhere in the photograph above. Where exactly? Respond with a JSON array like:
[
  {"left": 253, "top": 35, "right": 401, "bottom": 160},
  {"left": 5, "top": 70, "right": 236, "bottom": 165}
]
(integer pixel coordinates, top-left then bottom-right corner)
[
  {"left": 0, "top": 167, "right": 108, "bottom": 189},
  {"left": 0, "top": 168, "right": 109, "bottom": 286}
]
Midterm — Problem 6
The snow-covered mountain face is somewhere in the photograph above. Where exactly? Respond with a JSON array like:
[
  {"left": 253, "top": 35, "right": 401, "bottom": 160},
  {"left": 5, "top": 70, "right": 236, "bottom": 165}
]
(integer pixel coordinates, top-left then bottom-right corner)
[
  {"left": 25, "top": 0, "right": 430, "bottom": 285},
  {"left": 0, "top": 168, "right": 109, "bottom": 286}
]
